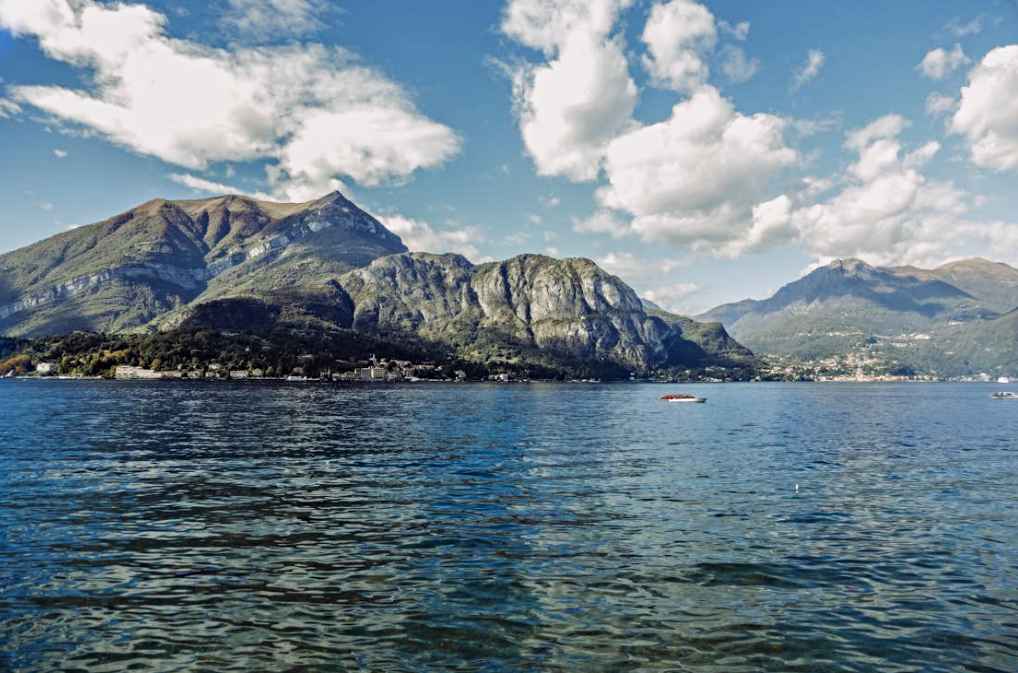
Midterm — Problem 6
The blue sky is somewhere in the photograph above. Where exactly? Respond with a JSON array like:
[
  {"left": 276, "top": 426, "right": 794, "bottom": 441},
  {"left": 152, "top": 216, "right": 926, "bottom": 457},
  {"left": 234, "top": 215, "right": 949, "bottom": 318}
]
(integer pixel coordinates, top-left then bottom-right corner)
[{"left": 1, "top": 0, "right": 1017, "bottom": 314}]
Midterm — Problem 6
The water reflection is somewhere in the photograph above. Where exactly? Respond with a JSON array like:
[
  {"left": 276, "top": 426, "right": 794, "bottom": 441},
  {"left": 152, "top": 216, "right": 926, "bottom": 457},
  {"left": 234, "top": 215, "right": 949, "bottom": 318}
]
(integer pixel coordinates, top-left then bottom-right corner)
[{"left": 1, "top": 381, "right": 1016, "bottom": 672}]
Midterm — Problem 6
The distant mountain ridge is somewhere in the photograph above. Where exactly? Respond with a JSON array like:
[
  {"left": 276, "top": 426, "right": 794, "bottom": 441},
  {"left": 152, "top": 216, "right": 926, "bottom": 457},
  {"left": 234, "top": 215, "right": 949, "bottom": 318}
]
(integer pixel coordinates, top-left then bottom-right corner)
[
  {"left": 699, "top": 257, "right": 1018, "bottom": 376},
  {"left": 0, "top": 192, "right": 751, "bottom": 376}
]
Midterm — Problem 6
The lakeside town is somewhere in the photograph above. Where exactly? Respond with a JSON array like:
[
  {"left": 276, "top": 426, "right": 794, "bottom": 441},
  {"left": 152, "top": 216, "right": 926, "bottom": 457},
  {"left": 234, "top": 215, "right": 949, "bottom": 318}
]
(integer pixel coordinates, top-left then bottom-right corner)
[{"left": 4, "top": 353, "right": 1013, "bottom": 384}]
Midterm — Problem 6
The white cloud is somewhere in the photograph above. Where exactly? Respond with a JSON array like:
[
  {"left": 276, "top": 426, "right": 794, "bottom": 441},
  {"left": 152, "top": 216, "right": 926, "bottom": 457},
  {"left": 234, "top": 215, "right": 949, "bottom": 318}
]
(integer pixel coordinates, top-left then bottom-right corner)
[
  {"left": 945, "top": 16, "right": 983, "bottom": 38},
  {"left": 721, "top": 194, "right": 797, "bottom": 257},
  {"left": 595, "top": 251, "right": 684, "bottom": 278},
  {"left": 541, "top": 195, "right": 561, "bottom": 208},
  {"left": 845, "top": 113, "right": 909, "bottom": 151},
  {"left": 641, "top": 0, "right": 717, "bottom": 92},
  {"left": 503, "top": 0, "right": 637, "bottom": 181},
  {"left": 572, "top": 209, "right": 630, "bottom": 238},
  {"left": 528, "top": 213, "right": 543, "bottom": 225},
  {"left": 790, "top": 114, "right": 974, "bottom": 266},
  {"left": 718, "top": 20, "right": 749, "bottom": 41},
  {"left": 720, "top": 46, "right": 759, "bottom": 84},
  {"left": 918, "top": 44, "right": 969, "bottom": 79},
  {"left": 220, "top": 0, "right": 327, "bottom": 40},
  {"left": 950, "top": 45, "right": 1018, "bottom": 171},
  {"left": 594, "top": 251, "right": 697, "bottom": 312},
  {"left": 38, "top": 201, "right": 54, "bottom": 211},
  {"left": 792, "top": 49, "right": 825, "bottom": 90},
  {"left": 596, "top": 86, "right": 798, "bottom": 254},
  {"left": 377, "top": 214, "right": 484, "bottom": 262},
  {"left": 544, "top": 246, "right": 561, "bottom": 257},
  {"left": 925, "top": 92, "right": 957, "bottom": 117},
  {"left": 0, "top": 0, "right": 460, "bottom": 201},
  {"left": 52, "top": 148, "right": 68, "bottom": 158},
  {"left": 501, "top": 0, "right": 630, "bottom": 54},
  {"left": 0, "top": 97, "right": 20, "bottom": 118},
  {"left": 642, "top": 282, "right": 700, "bottom": 314},
  {"left": 169, "top": 172, "right": 274, "bottom": 200},
  {"left": 903, "top": 141, "right": 941, "bottom": 168}
]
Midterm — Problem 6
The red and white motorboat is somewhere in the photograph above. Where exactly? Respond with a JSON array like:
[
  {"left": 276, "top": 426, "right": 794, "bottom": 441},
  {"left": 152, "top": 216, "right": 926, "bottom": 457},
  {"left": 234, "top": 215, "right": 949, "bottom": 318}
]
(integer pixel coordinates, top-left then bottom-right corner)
[{"left": 661, "top": 393, "right": 706, "bottom": 403}]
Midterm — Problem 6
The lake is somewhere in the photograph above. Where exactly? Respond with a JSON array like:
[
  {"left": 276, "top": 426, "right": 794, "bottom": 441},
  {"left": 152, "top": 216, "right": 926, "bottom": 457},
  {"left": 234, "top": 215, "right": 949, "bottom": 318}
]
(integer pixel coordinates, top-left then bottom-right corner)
[{"left": 1, "top": 381, "right": 1016, "bottom": 672}]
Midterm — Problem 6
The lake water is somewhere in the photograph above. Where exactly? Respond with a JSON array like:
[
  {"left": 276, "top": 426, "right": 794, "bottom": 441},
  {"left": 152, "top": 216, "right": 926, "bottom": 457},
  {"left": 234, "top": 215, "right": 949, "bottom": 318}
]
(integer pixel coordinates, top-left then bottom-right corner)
[{"left": 1, "top": 381, "right": 1016, "bottom": 672}]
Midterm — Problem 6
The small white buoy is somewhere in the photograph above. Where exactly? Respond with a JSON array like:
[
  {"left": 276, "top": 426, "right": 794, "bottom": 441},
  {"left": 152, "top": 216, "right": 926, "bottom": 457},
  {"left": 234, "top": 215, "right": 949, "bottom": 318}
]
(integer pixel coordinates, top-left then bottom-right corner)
[{"left": 794, "top": 483, "right": 799, "bottom": 493}]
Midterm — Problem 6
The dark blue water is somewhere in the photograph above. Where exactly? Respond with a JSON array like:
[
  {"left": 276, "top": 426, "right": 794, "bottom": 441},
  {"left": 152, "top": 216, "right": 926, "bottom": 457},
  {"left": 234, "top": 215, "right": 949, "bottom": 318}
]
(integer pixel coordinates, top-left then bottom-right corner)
[{"left": 1, "top": 381, "right": 1016, "bottom": 672}]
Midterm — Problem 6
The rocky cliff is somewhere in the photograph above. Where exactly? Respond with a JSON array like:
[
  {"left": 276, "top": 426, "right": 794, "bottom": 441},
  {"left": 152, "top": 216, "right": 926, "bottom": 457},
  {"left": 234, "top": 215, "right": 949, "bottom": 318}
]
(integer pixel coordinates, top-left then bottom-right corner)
[{"left": 335, "top": 253, "right": 751, "bottom": 372}]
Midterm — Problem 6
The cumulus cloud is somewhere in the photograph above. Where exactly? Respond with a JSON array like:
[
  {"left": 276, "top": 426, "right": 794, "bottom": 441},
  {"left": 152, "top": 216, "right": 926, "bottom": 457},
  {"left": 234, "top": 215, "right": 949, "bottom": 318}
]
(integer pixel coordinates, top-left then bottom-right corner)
[
  {"left": 790, "top": 114, "right": 974, "bottom": 266},
  {"left": 950, "top": 45, "right": 1018, "bottom": 171},
  {"left": 925, "top": 92, "right": 957, "bottom": 117},
  {"left": 220, "top": 0, "right": 328, "bottom": 40},
  {"left": 503, "top": 0, "right": 637, "bottom": 181},
  {"left": 641, "top": 0, "right": 717, "bottom": 92},
  {"left": 792, "top": 49, "right": 825, "bottom": 90},
  {"left": 918, "top": 44, "right": 969, "bottom": 79},
  {"left": 0, "top": 0, "right": 460, "bottom": 201},
  {"left": 596, "top": 86, "right": 798, "bottom": 254},
  {"left": 720, "top": 46, "right": 759, "bottom": 84},
  {"left": 52, "top": 148, "right": 68, "bottom": 158},
  {"left": 377, "top": 214, "right": 484, "bottom": 261}
]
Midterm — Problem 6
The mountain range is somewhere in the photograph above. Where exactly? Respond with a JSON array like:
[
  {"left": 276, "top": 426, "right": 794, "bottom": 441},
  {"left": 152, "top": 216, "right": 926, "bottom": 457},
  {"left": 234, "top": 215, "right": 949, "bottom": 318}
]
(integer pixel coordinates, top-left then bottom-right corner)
[
  {"left": 0, "top": 192, "right": 752, "bottom": 376},
  {"left": 699, "top": 257, "right": 1018, "bottom": 377}
]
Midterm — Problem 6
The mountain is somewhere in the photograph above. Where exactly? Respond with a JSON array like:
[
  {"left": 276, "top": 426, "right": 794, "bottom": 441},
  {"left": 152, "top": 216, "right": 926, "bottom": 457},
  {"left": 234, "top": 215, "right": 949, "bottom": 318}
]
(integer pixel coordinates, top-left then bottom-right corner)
[
  {"left": 0, "top": 192, "right": 752, "bottom": 377},
  {"left": 170, "top": 252, "right": 755, "bottom": 374},
  {"left": 699, "top": 257, "right": 1018, "bottom": 376},
  {"left": 335, "top": 253, "right": 753, "bottom": 371},
  {"left": 892, "top": 258, "right": 1018, "bottom": 314},
  {"left": 0, "top": 192, "right": 406, "bottom": 336}
]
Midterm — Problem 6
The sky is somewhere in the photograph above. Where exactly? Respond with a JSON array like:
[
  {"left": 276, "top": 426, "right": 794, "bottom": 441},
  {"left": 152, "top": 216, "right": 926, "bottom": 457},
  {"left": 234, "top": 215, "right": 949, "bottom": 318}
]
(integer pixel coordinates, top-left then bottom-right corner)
[{"left": 0, "top": 0, "right": 1017, "bottom": 315}]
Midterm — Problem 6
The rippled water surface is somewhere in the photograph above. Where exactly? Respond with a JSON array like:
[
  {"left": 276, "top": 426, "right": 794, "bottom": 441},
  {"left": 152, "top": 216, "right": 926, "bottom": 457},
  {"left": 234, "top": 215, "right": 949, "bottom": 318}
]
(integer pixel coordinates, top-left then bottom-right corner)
[{"left": 1, "top": 381, "right": 1017, "bottom": 672}]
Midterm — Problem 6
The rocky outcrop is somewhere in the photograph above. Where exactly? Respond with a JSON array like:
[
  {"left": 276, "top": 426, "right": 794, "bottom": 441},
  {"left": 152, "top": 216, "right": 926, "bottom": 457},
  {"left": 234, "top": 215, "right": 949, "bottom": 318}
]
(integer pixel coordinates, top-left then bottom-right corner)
[{"left": 339, "top": 253, "right": 737, "bottom": 371}]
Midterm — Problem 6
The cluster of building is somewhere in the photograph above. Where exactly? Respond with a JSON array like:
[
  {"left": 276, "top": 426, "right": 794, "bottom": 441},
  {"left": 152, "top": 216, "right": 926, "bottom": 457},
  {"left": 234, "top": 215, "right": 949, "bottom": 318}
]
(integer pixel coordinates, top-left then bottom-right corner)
[{"left": 111, "top": 356, "right": 470, "bottom": 382}]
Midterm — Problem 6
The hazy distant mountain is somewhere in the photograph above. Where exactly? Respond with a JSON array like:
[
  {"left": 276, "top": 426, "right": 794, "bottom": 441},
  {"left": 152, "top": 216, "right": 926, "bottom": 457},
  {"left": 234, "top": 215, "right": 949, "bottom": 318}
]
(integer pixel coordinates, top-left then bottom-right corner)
[
  {"left": 699, "top": 257, "right": 1018, "bottom": 375},
  {"left": 0, "top": 192, "right": 751, "bottom": 375},
  {"left": 891, "top": 258, "right": 1018, "bottom": 314}
]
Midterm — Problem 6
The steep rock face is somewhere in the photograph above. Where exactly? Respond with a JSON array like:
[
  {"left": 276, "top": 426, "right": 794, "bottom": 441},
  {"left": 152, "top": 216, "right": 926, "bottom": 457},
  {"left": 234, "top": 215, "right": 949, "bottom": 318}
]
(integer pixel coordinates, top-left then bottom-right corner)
[
  {"left": 340, "top": 253, "right": 724, "bottom": 371},
  {"left": 0, "top": 191, "right": 406, "bottom": 336}
]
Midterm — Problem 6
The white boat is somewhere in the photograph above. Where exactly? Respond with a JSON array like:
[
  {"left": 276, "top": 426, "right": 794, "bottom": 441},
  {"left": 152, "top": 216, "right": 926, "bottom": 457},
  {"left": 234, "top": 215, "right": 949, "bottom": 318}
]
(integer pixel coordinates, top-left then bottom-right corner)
[
  {"left": 661, "top": 393, "right": 706, "bottom": 403},
  {"left": 991, "top": 391, "right": 1018, "bottom": 400}
]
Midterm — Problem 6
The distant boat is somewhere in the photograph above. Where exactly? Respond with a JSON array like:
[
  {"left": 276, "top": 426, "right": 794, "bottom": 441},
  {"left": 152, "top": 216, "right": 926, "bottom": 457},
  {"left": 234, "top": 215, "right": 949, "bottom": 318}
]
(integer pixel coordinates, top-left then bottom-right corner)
[
  {"left": 661, "top": 393, "right": 706, "bottom": 403},
  {"left": 991, "top": 391, "right": 1018, "bottom": 400}
]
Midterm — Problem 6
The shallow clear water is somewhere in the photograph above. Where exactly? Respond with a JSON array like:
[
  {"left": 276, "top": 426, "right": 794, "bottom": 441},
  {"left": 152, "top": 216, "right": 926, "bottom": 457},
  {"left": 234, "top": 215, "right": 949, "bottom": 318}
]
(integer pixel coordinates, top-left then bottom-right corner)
[{"left": 1, "top": 381, "right": 1016, "bottom": 672}]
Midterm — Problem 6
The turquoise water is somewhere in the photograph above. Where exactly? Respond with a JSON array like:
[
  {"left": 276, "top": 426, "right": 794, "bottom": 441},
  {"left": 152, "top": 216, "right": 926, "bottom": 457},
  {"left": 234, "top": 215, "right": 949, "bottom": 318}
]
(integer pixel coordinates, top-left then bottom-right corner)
[{"left": 1, "top": 381, "right": 1016, "bottom": 672}]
